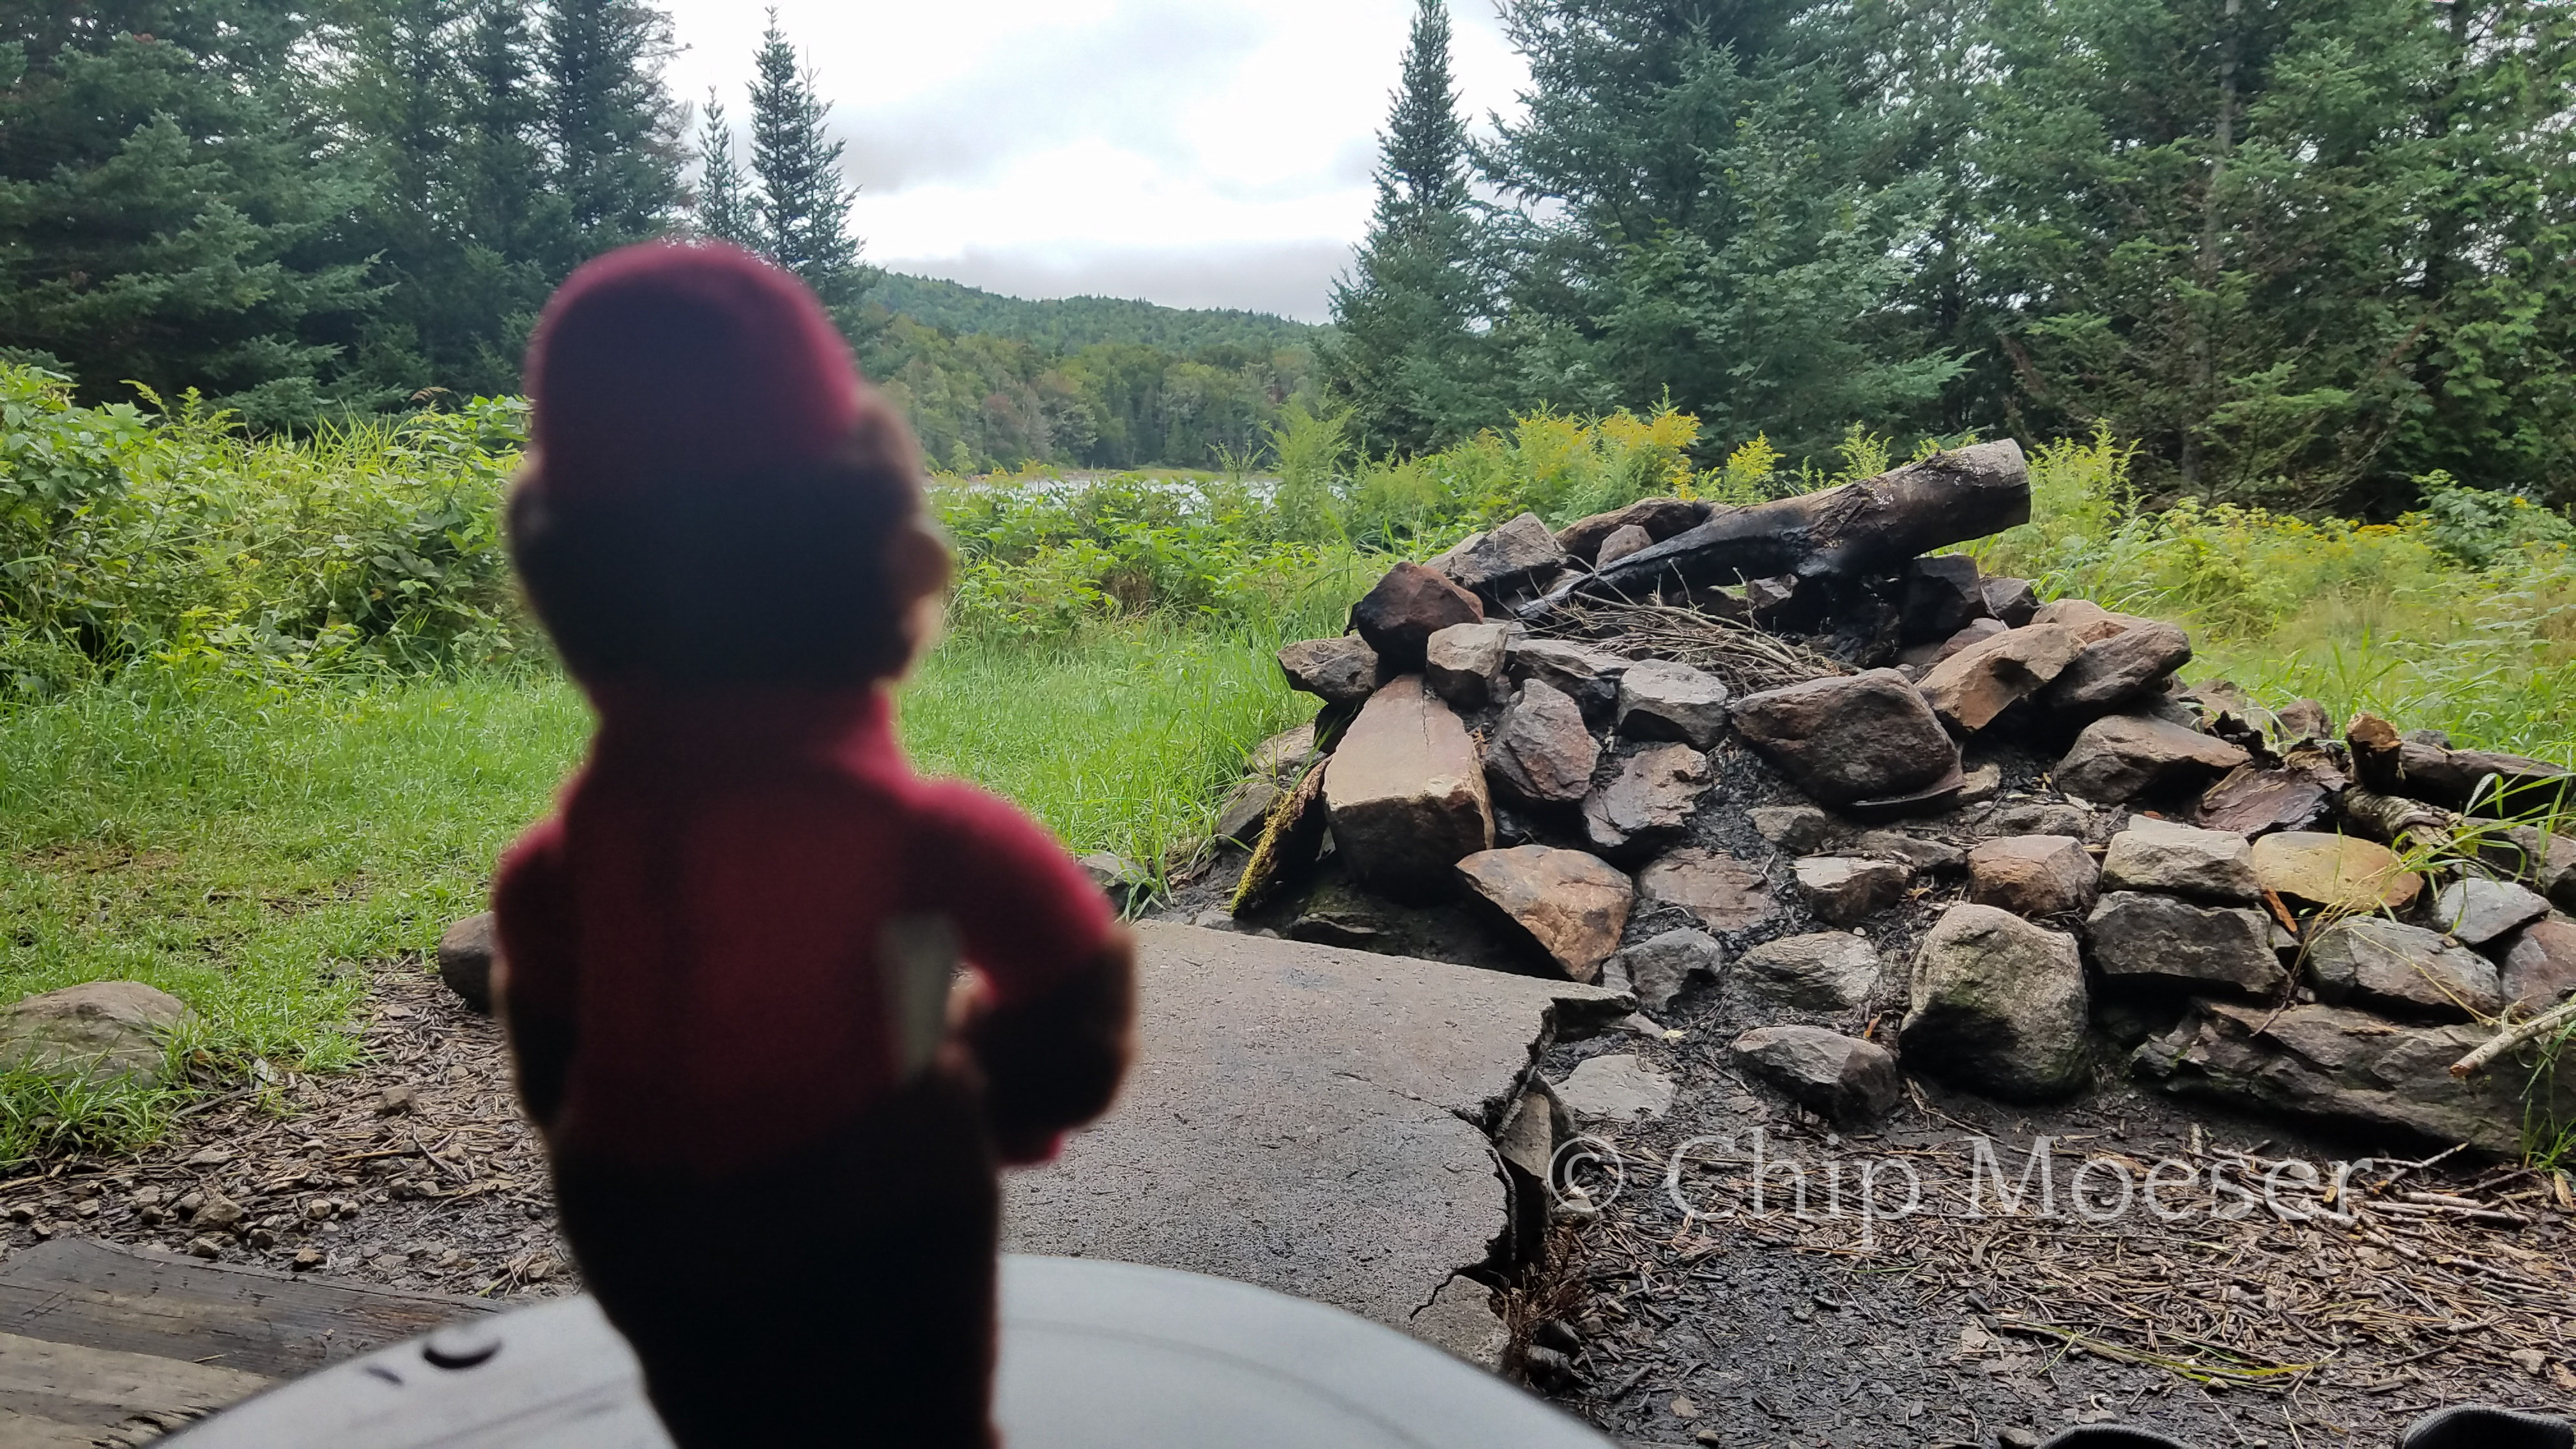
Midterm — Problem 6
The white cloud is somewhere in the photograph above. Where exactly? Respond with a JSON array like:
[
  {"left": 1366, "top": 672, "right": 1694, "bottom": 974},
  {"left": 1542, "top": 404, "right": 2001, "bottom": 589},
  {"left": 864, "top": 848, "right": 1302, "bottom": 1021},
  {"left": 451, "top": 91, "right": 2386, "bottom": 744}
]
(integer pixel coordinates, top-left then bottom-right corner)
[{"left": 660, "top": 0, "right": 1528, "bottom": 321}]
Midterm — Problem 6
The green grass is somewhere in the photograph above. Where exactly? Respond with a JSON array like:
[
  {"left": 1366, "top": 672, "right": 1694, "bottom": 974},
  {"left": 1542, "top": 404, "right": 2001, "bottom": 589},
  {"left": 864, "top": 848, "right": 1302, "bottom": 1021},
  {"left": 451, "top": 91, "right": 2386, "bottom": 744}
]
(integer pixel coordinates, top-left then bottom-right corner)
[{"left": 0, "top": 624, "right": 1313, "bottom": 1163}]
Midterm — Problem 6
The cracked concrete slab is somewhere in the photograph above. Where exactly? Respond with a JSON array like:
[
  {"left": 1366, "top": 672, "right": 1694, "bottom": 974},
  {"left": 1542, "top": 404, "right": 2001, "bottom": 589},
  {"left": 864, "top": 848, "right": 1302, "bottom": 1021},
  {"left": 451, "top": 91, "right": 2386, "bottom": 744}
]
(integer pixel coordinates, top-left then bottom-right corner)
[{"left": 1003, "top": 923, "right": 1623, "bottom": 1358}]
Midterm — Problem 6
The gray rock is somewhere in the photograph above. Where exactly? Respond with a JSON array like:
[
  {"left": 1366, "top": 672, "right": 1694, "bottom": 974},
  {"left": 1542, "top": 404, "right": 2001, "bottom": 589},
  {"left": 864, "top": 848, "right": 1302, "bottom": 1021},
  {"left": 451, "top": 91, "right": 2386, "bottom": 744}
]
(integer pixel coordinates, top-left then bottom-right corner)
[
  {"left": 0, "top": 981, "right": 198, "bottom": 1087},
  {"left": 1604, "top": 928, "right": 1724, "bottom": 1014},
  {"left": 1213, "top": 775, "right": 1280, "bottom": 845},
  {"left": 1749, "top": 804, "right": 1843, "bottom": 855},
  {"left": 1429, "top": 512, "right": 1568, "bottom": 597},
  {"left": 1637, "top": 848, "right": 1777, "bottom": 932},
  {"left": 1955, "top": 761, "right": 2004, "bottom": 806},
  {"left": 1506, "top": 638, "right": 1632, "bottom": 721},
  {"left": 437, "top": 913, "right": 498, "bottom": 1014},
  {"left": 1901, "top": 904, "right": 2090, "bottom": 1100},
  {"left": 1730, "top": 1026, "right": 1902, "bottom": 1124},
  {"left": 2085, "top": 892, "right": 2286, "bottom": 995},
  {"left": 1966, "top": 835, "right": 2099, "bottom": 919},
  {"left": 1423, "top": 621, "right": 1512, "bottom": 710},
  {"left": 2428, "top": 876, "right": 2552, "bottom": 947},
  {"left": 1248, "top": 723, "right": 1317, "bottom": 781},
  {"left": 1078, "top": 851, "right": 1146, "bottom": 898},
  {"left": 1982, "top": 576, "right": 2041, "bottom": 627},
  {"left": 1276, "top": 636, "right": 1380, "bottom": 705},
  {"left": 2274, "top": 698, "right": 2334, "bottom": 740},
  {"left": 1729, "top": 670, "right": 1961, "bottom": 809},
  {"left": 1916, "top": 624, "right": 2083, "bottom": 733},
  {"left": 2099, "top": 817, "right": 2262, "bottom": 903},
  {"left": 2306, "top": 917, "right": 2503, "bottom": 1021},
  {"left": 1351, "top": 563, "right": 1484, "bottom": 672},
  {"left": 1455, "top": 847, "right": 1635, "bottom": 983},
  {"left": 1614, "top": 659, "right": 1729, "bottom": 748},
  {"left": 1986, "top": 801, "right": 2094, "bottom": 839},
  {"left": 1484, "top": 679, "right": 1598, "bottom": 807},
  {"left": 1792, "top": 856, "right": 1911, "bottom": 926},
  {"left": 1555, "top": 497, "right": 1710, "bottom": 564},
  {"left": 1581, "top": 743, "right": 1710, "bottom": 855},
  {"left": 2501, "top": 916, "right": 2576, "bottom": 1012},
  {"left": 2044, "top": 620, "right": 2194, "bottom": 715},
  {"left": 1321, "top": 675, "right": 1494, "bottom": 900},
  {"left": 1849, "top": 830, "right": 1965, "bottom": 875},
  {"left": 1552, "top": 1053, "right": 1675, "bottom": 1123},
  {"left": 1413, "top": 1275, "right": 1511, "bottom": 1371},
  {"left": 2499, "top": 825, "right": 2576, "bottom": 913},
  {"left": 1901, "top": 554, "right": 1991, "bottom": 644},
  {"left": 2135, "top": 999, "right": 2573, "bottom": 1158},
  {"left": 1594, "top": 523, "right": 1654, "bottom": 567},
  {"left": 1735, "top": 932, "right": 1882, "bottom": 1013},
  {"left": 2054, "top": 714, "right": 2251, "bottom": 804}
]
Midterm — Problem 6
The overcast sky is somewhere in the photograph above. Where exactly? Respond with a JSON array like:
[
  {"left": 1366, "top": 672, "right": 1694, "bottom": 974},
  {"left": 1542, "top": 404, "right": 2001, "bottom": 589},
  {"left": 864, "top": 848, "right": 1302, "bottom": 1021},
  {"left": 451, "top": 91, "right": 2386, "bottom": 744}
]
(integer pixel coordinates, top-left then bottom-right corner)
[{"left": 660, "top": 0, "right": 1530, "bottom": 322}]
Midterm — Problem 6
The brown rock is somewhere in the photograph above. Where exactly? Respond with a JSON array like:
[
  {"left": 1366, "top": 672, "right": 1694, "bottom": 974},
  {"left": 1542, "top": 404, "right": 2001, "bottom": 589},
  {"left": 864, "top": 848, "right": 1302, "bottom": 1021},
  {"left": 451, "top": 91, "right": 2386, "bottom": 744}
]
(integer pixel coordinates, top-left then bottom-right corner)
[
  {"left": 2028, "top": 597, "right": 2140, "bottom": 644},
  {"left": 1981, "top": 576, "right": 2040, "bottom": 627},
  {"left": 2501, "top": 916, "right": 2576, "bottom": 1012},
  {"left": 1276, "top": 636, "right": 1381, "bottom": 705},
  {"left": 1505, "top": 638, "right": 1631, "bottom": 721},
  {"left": 1457, "top": 847, "right": 1636, "bottom": 982},
  {"left": 2195, "top": 766, "right": 2329, "bottom": 838},
  {"left": 2250, "top": 831, "right": 2422, "bottom": 913},
  {"left": 2274, "top": 698, "right": 2333, "bottom": 740},
  {"left": 1967, "top": 835, "right": 2099, "bottom": 918},
  {"left": 1484, "top": 678, "right": 1599, "bottom": 807},
  {"left": 1728, "top": 669, "right": 1960, "bottom": 808},
  {"left": 1582, "top": 743, "right": 1710, "bottom": 854},
  {"left": 2043, "top": 620, "right": 2193, "bottom": 714},
  {"left": 1351, "top": 563, "right": 1483, "bottom": 671},
  {"left": 1423, "top": 620, "right": 1512, "bottom": 709},
  {"left": 2306, "top": 917, "right": 2501, "bottom": 1021},
  {"left": 1730, "top": 1026, "right": 1902, "bottom": 1124},
  {"left": 1429, "top": 512, "right": 1567, "bottom": 596},
  {"left": 1791, "top": 856, "right": 1911, "bottom": 926},
  {"left": 1321, "top": 675, "right": 1494, "bottom": 899},
  {"left": 1638, "top": 848, "right": 1776, "bottom": 931},
  {"left": 1917, "top": 624, "right": 2083, "bottom": 733},
  {"left": 1555, "top": 497, "right": 1711, "bottom": 564},
  {"left": 2053, "top": 714, "right": 2250, "bottom": 803},
  {"left": 437, "top": 913, "right": 499, "bottom": 1014},
  {"left": 1595, "top": 524, "right": 1654, "bottom": 568},
  {"left": 0, "top": 981, "right": 198, "bottom": 1086}
]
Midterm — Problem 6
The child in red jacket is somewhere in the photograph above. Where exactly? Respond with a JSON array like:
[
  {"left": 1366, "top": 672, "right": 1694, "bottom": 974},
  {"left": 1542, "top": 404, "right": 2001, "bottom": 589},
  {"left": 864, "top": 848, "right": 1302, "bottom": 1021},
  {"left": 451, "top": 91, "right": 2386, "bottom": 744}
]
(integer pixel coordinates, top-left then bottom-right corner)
[{"left": 489, "top": 241, "right": 1133, "bottom": 1448}]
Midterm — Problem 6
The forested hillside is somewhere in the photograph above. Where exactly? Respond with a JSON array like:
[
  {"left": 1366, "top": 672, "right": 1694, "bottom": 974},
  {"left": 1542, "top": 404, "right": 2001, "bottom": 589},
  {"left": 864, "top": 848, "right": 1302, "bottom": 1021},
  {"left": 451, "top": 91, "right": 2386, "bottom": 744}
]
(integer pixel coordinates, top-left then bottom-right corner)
[
  {"left": 0, "top": 1, "right": 1315, "bottom": 471},
  {"left": 1332, "top": 0, "right": 2576, "bottom": 514}
]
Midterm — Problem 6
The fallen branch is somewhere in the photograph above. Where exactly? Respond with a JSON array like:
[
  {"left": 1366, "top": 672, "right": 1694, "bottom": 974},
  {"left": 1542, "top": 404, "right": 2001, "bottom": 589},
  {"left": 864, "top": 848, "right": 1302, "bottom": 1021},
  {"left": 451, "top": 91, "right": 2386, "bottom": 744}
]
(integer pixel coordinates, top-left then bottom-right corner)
[{"left": 2451, "top": 995, "right": 2576, "bottom": 1078}]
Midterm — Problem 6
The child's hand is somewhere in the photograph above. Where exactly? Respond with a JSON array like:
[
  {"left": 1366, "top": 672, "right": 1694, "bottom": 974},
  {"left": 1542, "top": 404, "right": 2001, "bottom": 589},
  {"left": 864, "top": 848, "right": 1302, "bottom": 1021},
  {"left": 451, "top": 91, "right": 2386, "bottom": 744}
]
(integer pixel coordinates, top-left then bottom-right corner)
[{"left": 958, "top": 928, "right": 1136, "bottom": 1167}]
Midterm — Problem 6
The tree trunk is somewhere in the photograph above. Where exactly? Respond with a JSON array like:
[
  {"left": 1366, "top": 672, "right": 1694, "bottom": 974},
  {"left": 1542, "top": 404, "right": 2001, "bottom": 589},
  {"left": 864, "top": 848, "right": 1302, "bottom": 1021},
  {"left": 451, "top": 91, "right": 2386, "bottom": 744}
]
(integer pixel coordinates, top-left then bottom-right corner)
[{"left": 1521, "top": 440, "right": 2032, "bottom": 615}]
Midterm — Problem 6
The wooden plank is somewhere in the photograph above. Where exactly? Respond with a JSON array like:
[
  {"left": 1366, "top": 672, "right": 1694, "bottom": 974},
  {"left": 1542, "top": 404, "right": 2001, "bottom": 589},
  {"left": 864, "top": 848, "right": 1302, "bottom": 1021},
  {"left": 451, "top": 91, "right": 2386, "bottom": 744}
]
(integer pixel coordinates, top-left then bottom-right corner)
[
  {"left": 0, "top": 1328, "right": 269, "bottom": 1444},
  {"left": 0, "top": 1239, "right": 493, "bottom": 1379}
]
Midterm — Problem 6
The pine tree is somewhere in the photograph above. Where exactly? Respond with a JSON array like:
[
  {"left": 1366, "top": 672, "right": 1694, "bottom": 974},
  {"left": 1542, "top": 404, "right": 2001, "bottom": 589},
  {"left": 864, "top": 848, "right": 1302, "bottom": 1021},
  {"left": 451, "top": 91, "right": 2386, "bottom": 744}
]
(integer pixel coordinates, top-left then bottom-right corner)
[
  {"left": 542, "top": 0, "right": 685, "bottom": 254},
  {"left": 693, "top": 92, "right": 757, "bottom": 248},
  {"left": 746, "top": 11, "right": 866, "bottom": 307},
  {"left": 0, "top": 0, "right": 386, "bottom": 427},
  {"left": 1480, "top": 0, "right": 1957, "bottom": 463},
  {"left": 1324, "top": 0, "right": 1498, "bottom": 456}
]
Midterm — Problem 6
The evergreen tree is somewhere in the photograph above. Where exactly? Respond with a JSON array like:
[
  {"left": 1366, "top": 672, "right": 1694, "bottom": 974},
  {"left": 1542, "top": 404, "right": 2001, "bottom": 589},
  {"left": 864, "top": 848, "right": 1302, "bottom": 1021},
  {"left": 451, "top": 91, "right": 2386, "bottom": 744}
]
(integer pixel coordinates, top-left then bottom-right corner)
[
  {"left": 0, "top": 0, "right": 386, "bottom": 426},
  {"left": 746, "top": 12, "right": 866, "bottom": 307},
  {"left": 1325, "top": 0, "right": 1500, "bottom": 454},
  {"left": 542, "top": 0, "right": 684, "bottom": 254},
  {"left": 692, "top": 91, "right": 757, "bottom": 248},
  {"left": 1480, "top": 0, "right": 1958, "bottom": 462}
]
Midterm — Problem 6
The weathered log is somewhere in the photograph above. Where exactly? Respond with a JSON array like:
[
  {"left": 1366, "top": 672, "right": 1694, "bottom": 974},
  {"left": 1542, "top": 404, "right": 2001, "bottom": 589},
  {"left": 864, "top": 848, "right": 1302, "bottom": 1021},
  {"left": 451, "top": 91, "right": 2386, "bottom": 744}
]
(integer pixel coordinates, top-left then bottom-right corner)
[{"left": 1519, "top": 440, "right": 2032, "bottom": 617}]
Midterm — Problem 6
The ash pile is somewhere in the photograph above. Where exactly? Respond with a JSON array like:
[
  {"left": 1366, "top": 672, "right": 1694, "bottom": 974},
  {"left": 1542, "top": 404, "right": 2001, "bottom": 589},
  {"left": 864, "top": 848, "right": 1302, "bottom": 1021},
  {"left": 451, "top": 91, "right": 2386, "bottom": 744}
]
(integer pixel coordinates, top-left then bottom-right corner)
[{"left": 1212, "top": 440, "right": 2576, "bottom": 1154}]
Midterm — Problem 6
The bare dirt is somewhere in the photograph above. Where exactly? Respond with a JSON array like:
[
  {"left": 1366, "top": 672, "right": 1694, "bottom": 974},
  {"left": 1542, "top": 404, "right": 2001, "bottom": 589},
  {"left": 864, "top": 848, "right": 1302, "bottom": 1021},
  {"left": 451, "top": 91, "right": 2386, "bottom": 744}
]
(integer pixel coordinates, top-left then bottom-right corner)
[{"left": 0, "top": 962, "right": 572, "bottom": 1304}]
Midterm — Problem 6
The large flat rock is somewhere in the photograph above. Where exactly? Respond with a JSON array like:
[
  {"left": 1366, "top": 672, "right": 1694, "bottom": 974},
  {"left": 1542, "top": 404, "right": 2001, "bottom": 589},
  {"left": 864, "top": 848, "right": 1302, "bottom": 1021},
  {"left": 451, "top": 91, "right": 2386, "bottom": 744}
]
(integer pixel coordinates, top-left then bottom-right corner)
[{"left": 1004, "top": 923, "right": 1621, "bottom": 1346}]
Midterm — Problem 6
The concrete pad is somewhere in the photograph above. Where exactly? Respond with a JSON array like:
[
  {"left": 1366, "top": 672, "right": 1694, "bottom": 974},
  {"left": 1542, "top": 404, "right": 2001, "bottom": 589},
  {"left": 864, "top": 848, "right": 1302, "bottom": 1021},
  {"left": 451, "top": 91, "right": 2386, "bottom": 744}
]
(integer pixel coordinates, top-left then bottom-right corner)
[{"left": 1004, "top": 923, "right": 1623, "bottom": 1356}]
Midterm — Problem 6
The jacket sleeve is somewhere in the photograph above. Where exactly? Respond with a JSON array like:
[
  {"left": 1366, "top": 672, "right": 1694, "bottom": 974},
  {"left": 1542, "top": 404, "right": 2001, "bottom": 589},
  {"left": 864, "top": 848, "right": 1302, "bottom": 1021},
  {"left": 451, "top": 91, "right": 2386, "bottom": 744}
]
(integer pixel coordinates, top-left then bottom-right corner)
[
  {"left": 489, "top": 816, "right": 579, "bottom": 1135},
  {"left": 916, "top": 784, "right": 1133, "bottom": 1166}
]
